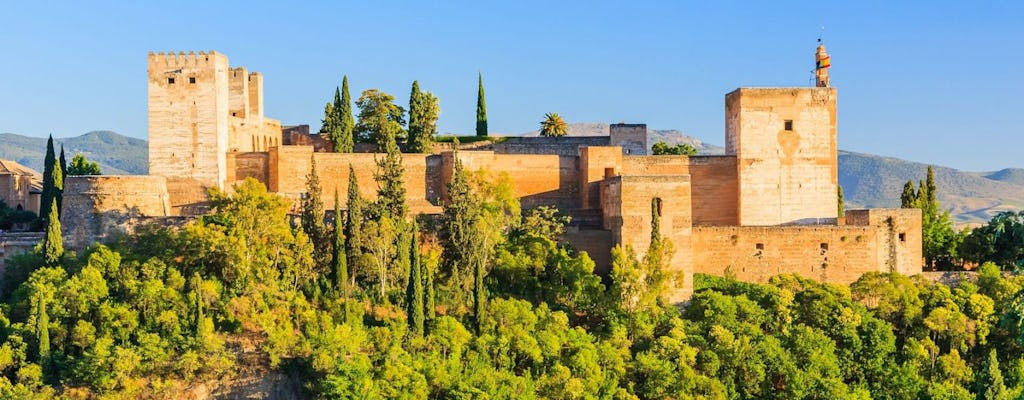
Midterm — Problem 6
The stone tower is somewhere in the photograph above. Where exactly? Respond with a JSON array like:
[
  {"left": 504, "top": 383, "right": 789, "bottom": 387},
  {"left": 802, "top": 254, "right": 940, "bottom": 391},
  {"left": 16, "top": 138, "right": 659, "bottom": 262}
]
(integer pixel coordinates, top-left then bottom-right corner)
[
  {"left": 148, "top": 51, "right": 231, "bottom": 190},
  {"left": 815, "top": 41, "right": 831, "bottom": 87},
  {"left": 725, "top": 85, "right": 838, "bottom": 225}
]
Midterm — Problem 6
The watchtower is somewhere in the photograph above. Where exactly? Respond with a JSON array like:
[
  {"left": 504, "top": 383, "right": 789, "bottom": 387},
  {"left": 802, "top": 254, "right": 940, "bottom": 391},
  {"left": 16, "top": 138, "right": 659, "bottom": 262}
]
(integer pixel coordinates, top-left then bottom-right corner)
[{"left": 147, "top": 51, "right": 230, "bottom": 190}]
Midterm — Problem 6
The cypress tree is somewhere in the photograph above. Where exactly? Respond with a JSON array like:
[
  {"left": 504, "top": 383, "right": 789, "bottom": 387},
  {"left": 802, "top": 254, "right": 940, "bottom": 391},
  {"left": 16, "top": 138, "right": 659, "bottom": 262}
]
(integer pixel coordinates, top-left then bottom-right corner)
[
  {"left": 976, "top": 349, "right": 1008, "bottom": 400},
  {"left": 837, "top": 185, "right": 845, "bottom": 217},
  {"left": 406, "top": 222, "right": 424, "bottom": 337},
  {"left": 408, "top": 81, "right": 423, "bottom": 152},
  {"left": 337, "top": 76, "right": 355, "bottom": 153},
  {"left": 56, "top": 145, "right": 65, "bottom": 216},
  {"left": 345, "top": 165, "right": 364, "bottom": 286},
  {"left": 900, "top": 180, "right": 917, "bottom": 208},
  {"left": 473, "top": 240, "right": 486, "bottom": 335},
  {"left": 40, "top": 135, "right": 56, "bottom": 223},
  {"left": 424, "top": 252, "right": 435, "bottom": 322},
  {"left": 35, "top": 293, "right": 49, "bottom": 360},
  {"left": 476, "top": 73, "right": 487, "bottom": 137},
  {"left": 42, "top": 198, "right": 63, "bottom": 267},
  {"left": 332, "top": 190, "right": 348, "bottom": 293},
  {"left": 375, "top": 133, "right": 407, "bottom": 219},
  {"left": 650, "top": 197, "right": 662, "bottom": 246},
  {"left": 301, "top": 157, "right": 329, "bottom": 273}
]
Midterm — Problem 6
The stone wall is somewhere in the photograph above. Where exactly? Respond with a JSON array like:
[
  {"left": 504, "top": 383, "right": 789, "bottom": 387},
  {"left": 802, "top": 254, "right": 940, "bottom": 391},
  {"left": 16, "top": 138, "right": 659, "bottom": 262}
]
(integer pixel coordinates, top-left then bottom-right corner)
[
  {"left": 727, "top": 88, "right": 838, "bottom": 225},
  {"left": 62, "top": 176, "right": 172, "bottom": 250},
  {"left": 692, "top": 209, "right": 922, "bottom": 285},
  {"left": 0, "top": 232, "right": 42, "bottom": 277},
  {"left": 492, "top": 137, "right": 610, "bottom": 156},
  {"left": 226, "top": 152, "right": 269, "bottom": 187},
  {"left": 687, "top": 156, "right": 738, "bottom": 226}
]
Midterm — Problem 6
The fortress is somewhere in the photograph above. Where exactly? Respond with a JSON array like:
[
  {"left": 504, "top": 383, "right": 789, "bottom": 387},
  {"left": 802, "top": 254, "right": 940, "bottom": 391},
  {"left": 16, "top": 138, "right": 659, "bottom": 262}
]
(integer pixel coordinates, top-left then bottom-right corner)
[{"left": 60, "top": 47, "right": 922, "bottom": 302}]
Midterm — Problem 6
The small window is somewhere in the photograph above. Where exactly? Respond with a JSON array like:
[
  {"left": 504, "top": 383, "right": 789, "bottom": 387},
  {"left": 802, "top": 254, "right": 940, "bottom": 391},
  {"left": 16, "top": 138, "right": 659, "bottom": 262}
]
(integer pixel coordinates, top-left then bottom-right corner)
[
  {"left": 820, "top": 243, "right": 829, "bottom": 251},
  {"left": 167, "top": 77, "right": 175, "bottom": 84},
  {"left": 899, "top": 233, "right": 906, "bottom": 242},
  {"left": 189, "top": 77, "right": 196, "bottom": 84},
  {"left": 232, "top": 112, "right": 237, "bottom": 117},
  {"left": 756, "top": 243, "right": 764, "bottom": 250},
  {"left": 784, "top": 120, "right": 793, "bottom": 131}
]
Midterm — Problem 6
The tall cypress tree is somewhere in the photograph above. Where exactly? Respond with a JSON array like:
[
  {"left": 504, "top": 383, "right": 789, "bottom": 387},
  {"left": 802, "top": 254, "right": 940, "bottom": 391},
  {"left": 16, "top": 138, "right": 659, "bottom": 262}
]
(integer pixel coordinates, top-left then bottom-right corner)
[
  {"left": 900, "top": 180, "right": 917, "bottom": 208},
  {"left": 40, "top": 135, "right": 56, "bottom": 223},
  {"left": 345, "top": 165, "right": 364, "bottom": 286},
  {"left": 332, "top": 190, "right": 348, "bottom": 293},
  {"left": 476, "top": 73, "right": 487, "bottom": 137},
  {"left": 424, "top": 251, "right": 435, "bottom": 322},
  {"left": 406, "top": 222, "right": 424, "bottom": 337},
  {"left": 301, "top": 157, "right": 329, "bottom": 273},
  {"left": 337, "top": 76, "right": 355, "bottom": 153},
  {"left": 35, "top": 292, "right": 49, "bottom": 361},
  {"left": 408, "top": 81, "right": 423, "bottom": 152},
  {"left": 375, "top": 133, "right": 407, "bottom": 219},
  {"left": 42, "top": 201, "right": 62, "bottom": 267},
  {"left": 837, "top": 185, "right": 845, "bottom": 218},
  {"left": 57, "top": 145, "right": 66, "bottom": 216}
]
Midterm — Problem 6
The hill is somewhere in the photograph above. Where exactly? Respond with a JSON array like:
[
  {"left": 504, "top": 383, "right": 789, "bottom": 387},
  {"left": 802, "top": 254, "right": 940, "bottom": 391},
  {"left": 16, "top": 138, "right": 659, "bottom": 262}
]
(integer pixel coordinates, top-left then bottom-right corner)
[{"left": 0, "top": 131, "right": 148, "bottom": 175}]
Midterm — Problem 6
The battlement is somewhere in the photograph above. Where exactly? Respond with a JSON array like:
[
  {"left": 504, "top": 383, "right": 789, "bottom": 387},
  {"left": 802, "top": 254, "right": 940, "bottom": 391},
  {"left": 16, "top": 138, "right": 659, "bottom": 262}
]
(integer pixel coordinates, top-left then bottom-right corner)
[{"left": 147, "top": 51, "right": 227, "bottom": 70}]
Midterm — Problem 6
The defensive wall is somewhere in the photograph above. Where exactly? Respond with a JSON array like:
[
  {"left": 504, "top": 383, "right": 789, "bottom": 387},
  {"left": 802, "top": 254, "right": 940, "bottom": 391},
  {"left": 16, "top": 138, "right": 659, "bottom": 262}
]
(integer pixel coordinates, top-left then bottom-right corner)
[
  {"left": 61, "top": 176, "right": 173, "bottom": 249},
  {"left": 0, "top": 232, "right": 43, "bottom": 276}
]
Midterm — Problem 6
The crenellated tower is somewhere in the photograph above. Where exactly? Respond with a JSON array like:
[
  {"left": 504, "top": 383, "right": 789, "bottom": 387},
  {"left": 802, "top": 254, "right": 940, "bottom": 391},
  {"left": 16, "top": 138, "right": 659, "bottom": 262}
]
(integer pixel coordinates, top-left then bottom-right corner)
[{"left": 147, "top": 51, "right": 231, "bottom": 190}]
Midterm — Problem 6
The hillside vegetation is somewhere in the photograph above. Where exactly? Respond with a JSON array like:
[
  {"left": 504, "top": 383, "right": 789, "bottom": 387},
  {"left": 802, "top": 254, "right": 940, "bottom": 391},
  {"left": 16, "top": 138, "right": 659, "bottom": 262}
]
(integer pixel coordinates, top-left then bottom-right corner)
[{"left": 0, "top": 131, "right": 147, "bottom": 175}]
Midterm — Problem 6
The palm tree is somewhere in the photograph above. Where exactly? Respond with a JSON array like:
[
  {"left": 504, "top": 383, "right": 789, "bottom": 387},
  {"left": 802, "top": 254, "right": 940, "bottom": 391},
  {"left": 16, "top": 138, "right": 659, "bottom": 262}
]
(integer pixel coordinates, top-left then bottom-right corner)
[{"left": 539, "top": 112, "right": 568, "bottom": 137}]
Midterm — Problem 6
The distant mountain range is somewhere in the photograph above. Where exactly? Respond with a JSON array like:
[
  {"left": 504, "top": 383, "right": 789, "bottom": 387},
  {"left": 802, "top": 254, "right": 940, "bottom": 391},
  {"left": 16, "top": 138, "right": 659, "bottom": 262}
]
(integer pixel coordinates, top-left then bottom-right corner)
[
  {"left": 0, "top": 131, "right": 148, "bottom": 175},
  {"left": 2, "top": 128, "right": 1019, "bottom": 226}
]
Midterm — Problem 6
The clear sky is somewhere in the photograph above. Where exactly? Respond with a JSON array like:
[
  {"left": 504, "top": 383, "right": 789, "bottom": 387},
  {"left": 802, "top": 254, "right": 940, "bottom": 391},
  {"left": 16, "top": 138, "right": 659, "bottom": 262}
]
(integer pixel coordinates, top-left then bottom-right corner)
[{"left": 0, "top": 1, "right": 1020, "bottom": 171}]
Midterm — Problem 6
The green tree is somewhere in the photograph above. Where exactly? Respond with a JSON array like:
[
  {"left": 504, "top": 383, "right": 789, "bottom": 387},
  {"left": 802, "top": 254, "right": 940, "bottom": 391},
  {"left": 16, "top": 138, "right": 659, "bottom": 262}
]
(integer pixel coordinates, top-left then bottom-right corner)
[
  {"left": 67, "top": 153, "right": 101, "bottom": 175},
  {"left": 651, "top": 141, "right": 697, "bottom": 155},
  {"left": 374, "top": 133, "right": 407, "bottom": 219},
  {"left": 902, "top": 167, "right": 959, "bottom": 269},
  {"left": 975, "top": 349, "right": 1010, "bottom": 400},
  {"left": 407, "top": 81, "right": 440, "bottom": 153},
  {"left": 539, "top": 112, "right": 568, "bottom": 137},
  {"left": 440, "top": 156, "right": 482, "bottom": 307},
  {"left": 406, "top": 222, "right": 424, "bottom": 337},
  {"left": 354, "top": 89, "right": 406, "bottom": 151},
  {"left": 838, "top": 185, "right": 845, "bottom": 218},
  {"left": 901, "top": 180, "right": 918, "bottom": 208},
  {"left": 476, "top": 73, "right": 487, "bottom": 137},
  {"left": 337, "top": 76, "right": 355, "bottom": 152},
  {"left": 332, "top": 190, "right": 347, "bottom": 293},
  {"left": 40, "top": 135, "right": 56, "bottom": 224},
  {"left": 301, "top": 156, "right": 330, "bottom": 274},
  {"left": 345, "top": 165, "right": 364, "bottom": 287},
  {"left": 321, "top": 100, "right": 337, "bottom": 142},
  {"left": 40, "top": 201, "right": 62, "bottom": 268},
  {"left": 58, "top": 145, "right": 66, "bottom": 188}
]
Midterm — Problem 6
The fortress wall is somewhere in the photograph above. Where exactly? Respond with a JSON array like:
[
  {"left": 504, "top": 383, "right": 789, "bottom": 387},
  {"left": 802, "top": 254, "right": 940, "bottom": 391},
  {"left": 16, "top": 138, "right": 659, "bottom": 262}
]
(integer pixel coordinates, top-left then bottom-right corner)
[
  {"left": 727, "top": 88, "right": 838, "bottom": 225},
  {"left": 228, "top": 67, "right": 250, "bottom": 120},
  {"left": 602, "top": 175, "right": 693, "bottom": 301},
  {"left": 688, "top": 156, "right": 738, "bottom": 226},
  {"left": 441, "top": 151, "right": 577, "bottom": 209},
  {"left": 610, "top": 123, "right": 648, "bottom": 155},
  {"left": 846, "top": 208, "right": 923, "bottom": 275},
  {"left": 492, "top": 137, "right": 610, "bottom": 156},
  {"left": 226, "top": 152, "right": 269, "bottom": 187},
  {"left": 621, "top": 155, "right": 689, "bottom": 176},
  {"left": 270, "top": 146, "right": 441, "bottom": 214},
  {"left": 166, "top": 178, "right": 211, "bottom": 215},
  {"left": 692, "top": 225, "right": 880, "bottom": 284},
  {"left": 62, "top": 176, "right": 172, "bottom": 249}
]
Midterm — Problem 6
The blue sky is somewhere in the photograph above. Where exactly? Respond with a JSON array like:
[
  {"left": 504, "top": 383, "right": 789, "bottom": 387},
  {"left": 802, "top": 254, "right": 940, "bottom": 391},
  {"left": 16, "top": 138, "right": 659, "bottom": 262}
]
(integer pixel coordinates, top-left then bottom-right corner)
[{"left": 0, "top": 1, "right": 1020, "bottom": 171}]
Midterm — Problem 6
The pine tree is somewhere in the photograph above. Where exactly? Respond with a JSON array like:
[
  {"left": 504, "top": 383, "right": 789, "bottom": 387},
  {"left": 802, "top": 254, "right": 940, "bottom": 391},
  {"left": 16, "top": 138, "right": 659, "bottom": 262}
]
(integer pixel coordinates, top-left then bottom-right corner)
[
  {"left": 42, "top": 200, "right": 63, "bottom": 267},
  {"left": 40, "top": 135, "right": 56, "bottom": 223},
  {"left": 332, "top": 190, "right": 348, "bottom": 293},
  {"left": 345, "top": 165, "right": 364, "bottom": 286},
  {"left": 406, "top": 222, "right": 425, "bottom": 337},
  {"left": 476, "top": 73, "right": 488, "bottom": 137},
  {"left": 354, "top": 89, "right": 406, "bottom": 150},
  {"left": 301, "top": 157, "right": 329, "bottom": 273},
  {"left": 337, "top": 76, "right": 355, "bottom": 153},
  {"left": 375, "top": 133, "right": 407, "bottom": 219}
]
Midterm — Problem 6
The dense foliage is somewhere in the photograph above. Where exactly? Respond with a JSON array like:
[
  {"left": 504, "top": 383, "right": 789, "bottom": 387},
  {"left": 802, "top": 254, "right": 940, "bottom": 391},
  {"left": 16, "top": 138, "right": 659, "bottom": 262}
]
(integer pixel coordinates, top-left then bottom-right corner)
[
  {"left": 901, "top": 166, "right": 965, "bottom": 270},
  {"left": 66, "top": 154, "right": 101, "bottom": 176},
  {"left": 651, "top": 141, "right": 697, "bottom": 156},
  {"left": 4, "top": 168, "right": 1024, "bottom": 398}
]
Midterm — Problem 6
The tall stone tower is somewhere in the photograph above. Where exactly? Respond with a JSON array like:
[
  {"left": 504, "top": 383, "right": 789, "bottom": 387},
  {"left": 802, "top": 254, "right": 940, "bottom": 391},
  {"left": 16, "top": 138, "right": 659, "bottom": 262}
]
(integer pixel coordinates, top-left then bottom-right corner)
[
  {"left": 148, "top": 51, "right": 230, "bottom": 190},
  {"left": 815, "top": 41, "right": 831, "bottom": 87},
  {"left": 725, "top": 84, "right": 838, "bottom": 225}
]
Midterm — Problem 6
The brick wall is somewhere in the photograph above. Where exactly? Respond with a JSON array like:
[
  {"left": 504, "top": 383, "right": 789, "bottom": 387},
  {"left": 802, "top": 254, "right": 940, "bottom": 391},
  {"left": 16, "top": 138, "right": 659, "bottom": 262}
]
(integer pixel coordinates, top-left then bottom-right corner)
[{"left": 62, "top": 175, "right": 172, "bottom": 249}]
